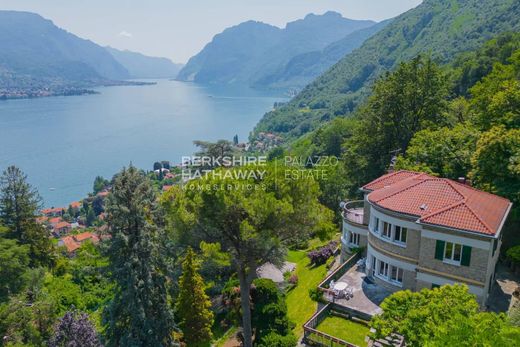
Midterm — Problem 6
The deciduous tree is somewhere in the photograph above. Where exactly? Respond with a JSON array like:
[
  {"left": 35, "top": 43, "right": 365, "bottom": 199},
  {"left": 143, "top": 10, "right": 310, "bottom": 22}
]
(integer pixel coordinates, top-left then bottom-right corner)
[
  {"left": 370, "top": 284, "right": 520, "bottom": 347},
  {"left": 163, "top": 164, "right": 333, "bottom": 347}
]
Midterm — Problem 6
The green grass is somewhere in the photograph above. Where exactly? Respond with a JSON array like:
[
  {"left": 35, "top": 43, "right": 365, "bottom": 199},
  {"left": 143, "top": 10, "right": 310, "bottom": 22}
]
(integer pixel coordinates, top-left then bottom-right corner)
[
  {"left": 285, "top": 249, "right": 328, "bottom": 338},
  {"left": 316, "top": 316, "right": 370, "bottom": 347},
  {"left": 213, "top": 326, "right": 238, "bottom": 347}
]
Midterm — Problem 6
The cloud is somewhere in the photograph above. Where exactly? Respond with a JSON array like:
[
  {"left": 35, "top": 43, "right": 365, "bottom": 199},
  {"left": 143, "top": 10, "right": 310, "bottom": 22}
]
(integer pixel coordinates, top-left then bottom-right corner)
[{"left": 118, "top": 31, "right": 133, "bottom": 38}]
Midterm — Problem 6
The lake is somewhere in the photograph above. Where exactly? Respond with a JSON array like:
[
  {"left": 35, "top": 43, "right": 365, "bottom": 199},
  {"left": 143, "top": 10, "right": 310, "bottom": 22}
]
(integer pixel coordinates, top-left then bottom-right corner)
[{"left": 0, "top": 80, "right": 285, "bottom": 207}]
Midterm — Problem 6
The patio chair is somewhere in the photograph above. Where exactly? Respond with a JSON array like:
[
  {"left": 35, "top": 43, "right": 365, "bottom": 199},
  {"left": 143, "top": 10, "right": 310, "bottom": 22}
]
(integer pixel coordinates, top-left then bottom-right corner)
[
  {"left": 347, "top": 288, "right": 354, "bottom": 298},
  {"left": 333, "top": 289, "right": 341, "bottom": 298},
  {"left": 329, "top": 280, "right": 335, "bottom": 289}
]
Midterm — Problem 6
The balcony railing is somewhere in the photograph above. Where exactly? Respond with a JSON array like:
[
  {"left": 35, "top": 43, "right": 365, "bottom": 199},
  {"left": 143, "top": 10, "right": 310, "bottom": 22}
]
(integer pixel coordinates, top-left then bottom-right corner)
[{"left": 342, "top": 200, "right": 365, "bottom": 225}]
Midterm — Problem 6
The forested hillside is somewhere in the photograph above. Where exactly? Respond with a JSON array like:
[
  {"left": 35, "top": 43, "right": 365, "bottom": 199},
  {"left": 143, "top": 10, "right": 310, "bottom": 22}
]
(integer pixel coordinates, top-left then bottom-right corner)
[
  {"left": 0, "top": 11, "right": 129, "bottom": 87},
  {"left": 253, "top": 0, "right": 520, "bottom": 141},
  {"left": 177, "top": 12, "right": 376, "bottom": 88},
  {"left": 286, "top": 32, "right": 520, "bottom": 246},
  {"left": 255, "top": 19, "right": 392, "bottom": 90}
]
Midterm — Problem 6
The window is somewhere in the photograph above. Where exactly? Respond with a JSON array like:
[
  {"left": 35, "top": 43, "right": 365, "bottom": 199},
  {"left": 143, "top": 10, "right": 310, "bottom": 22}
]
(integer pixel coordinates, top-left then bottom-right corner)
[
  {"left": 382, "top": 222, "right": 392, "bottom": 238},
  {"left": 394, "top": 226, "right": 407, "bottom": 243},
  {"left": 373, "top": 217, "right": 380, "bottom": 232},
  {"left": 378, "top": 260, "right": 389, "bottom": 277},
  {"left": 444, "top": 242, "right": 462, "bottom": 265},
  {"left": 435, "top": 241, "right": 471, "bottom": 266},
  {"left": 390, "top": 266, "right": 403, "bottom": 283},
  {"left": 349, "top": 232, "right": 360, "bottom": 246},
  {"left": 375, "top": 259, "right": 403, "bottom": 285}
]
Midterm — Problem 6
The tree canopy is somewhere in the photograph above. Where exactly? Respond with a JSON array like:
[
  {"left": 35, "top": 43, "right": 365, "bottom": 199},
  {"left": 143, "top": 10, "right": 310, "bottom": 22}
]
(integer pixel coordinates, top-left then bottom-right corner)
[
  {"left": 163, "top": 164, "right": 334, "bottom": 347},
  {"left": 370, "top": 284, "right": 520, "bottom": 347}
]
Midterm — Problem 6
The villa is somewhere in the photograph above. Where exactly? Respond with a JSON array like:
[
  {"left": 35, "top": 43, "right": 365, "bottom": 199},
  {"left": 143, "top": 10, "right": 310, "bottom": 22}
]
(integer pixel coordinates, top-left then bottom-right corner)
[{"left": 340, "top": 170, "right": 512, "bottom": 306}]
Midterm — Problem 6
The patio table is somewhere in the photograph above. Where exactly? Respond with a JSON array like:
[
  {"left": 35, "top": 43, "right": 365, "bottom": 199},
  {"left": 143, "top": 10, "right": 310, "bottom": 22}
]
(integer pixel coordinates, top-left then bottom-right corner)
[{"left": 333, "top": 282, "right": 348, "bottom": 291}]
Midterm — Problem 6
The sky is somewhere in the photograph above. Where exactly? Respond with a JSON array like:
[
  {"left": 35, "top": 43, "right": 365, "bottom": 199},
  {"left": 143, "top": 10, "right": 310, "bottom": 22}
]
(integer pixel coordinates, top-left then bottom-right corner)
[{"left": 0, "top": 0, "right": 422, "bottom": 63}]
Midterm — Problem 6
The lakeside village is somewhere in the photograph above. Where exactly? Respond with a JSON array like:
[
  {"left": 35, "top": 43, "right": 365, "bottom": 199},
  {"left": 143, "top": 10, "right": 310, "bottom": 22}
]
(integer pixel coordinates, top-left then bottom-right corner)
[
  {"left": 38, "top": 129, "right": 332, "bottom": 257},
  {"left": 39, "top": 160, "right": 182, "bottom": 254}
]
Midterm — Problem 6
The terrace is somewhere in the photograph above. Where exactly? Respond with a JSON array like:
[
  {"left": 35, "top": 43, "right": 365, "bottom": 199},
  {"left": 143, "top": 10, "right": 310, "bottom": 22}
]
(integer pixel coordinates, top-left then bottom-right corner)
[
  {"left": 318, "top": 254, "right": 390, "bottom": 318},
  {"left": 303, "top": 254, "right": 400, "bottom": 347},
  {"left": 342, "top": 200, "right": 366, "bottom": 225}
]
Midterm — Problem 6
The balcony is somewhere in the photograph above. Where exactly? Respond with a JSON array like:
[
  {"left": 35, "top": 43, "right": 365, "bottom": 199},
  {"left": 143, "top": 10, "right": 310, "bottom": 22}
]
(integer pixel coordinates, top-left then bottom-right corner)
[{"left": 342, "top": 200, "right": 366, "bottom": 225}]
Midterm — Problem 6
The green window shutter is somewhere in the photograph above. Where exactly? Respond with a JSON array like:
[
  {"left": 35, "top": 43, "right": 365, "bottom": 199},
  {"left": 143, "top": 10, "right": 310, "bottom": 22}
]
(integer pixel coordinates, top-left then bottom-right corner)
[
  {"left": 461, "top": 246, "right": 472, "bottom": 266},
  {"left": 435, "top": 240, "right": 445, "bottom": 260}
]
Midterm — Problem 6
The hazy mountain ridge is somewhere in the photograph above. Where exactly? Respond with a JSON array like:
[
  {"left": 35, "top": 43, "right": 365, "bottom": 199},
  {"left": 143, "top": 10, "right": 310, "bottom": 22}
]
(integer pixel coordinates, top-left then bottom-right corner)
[
  {"left": 252, "top": 0, "right": 520, "bottom": 141},
  {"left": 256, "top": 18, "right": 393, "bottom": 90},
  {"left": 177, "top": 12, "right": 377, "bottom": 89},
  {"left": 106, "top": 47, "right": 184, "bottom": 79},
  {"left": 0, "top": 10, "right": 129, "bottom": 85},
  {"left": 0, "top": 11, "right": 182, "bottom": 98}
]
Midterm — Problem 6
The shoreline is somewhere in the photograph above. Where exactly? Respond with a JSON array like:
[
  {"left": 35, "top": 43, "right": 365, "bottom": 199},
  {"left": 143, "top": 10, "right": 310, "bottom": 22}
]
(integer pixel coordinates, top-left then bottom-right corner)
[{"left": 0, "top": 80, "right": 157, "bottom": 101}]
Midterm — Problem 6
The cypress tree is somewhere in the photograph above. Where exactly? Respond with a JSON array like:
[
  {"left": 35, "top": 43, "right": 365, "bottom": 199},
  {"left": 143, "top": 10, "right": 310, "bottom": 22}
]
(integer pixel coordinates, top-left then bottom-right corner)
[
  {"left": 103, "top": 166, "right": 175, "bottom": 347},
  {"left": 176, "top": 248, "right": 214, "bottom": 347}
]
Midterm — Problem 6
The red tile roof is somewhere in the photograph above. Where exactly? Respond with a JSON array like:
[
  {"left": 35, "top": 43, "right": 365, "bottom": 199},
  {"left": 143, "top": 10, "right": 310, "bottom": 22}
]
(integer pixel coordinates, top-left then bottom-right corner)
[
  {"left": 365, "top": 171, "right": 512, "bottom": 236},
  {"left": 362, "top": 170, "right": 419, "bottom": 191},
  {"left": 42, "top": 207, "right": 65, "bottom": 215},
  {"left": 49, "top": 217, "right": 62, "bottom": 224},
  {"left": 60, "top": 236, "right": 80, "bottom": 253},
  {"left": 59, "top": 232, "right": 100, "bottom": 253},
  {"left": 70, "top": 201, "right": 81, "bottom": 209},
  {"left": 74, "top": 232, "right": 99, "bottom": 243},
  {"left": 54, "top": 221, "right": 71, "bottom": 230},
  {"left": 35, "top": 216, "right": 48, "bottom": 224}
]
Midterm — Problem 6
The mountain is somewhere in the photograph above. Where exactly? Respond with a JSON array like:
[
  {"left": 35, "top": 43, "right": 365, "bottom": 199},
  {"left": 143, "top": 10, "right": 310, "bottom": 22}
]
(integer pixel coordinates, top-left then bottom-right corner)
[
  {"left": 106, "top": 47, "right": 184, "bottom": 79},
  {"left": 177, "top": 12, "right": 376, "bottom": 88},
  {"left": 0, "top": 11, "right": 129, "bottom": 83},
  {"left": 257, "top": 19, "right": 392, "bottom": 90},
  {"left": 252, "top": 0, "right": 520, "bottom": 141}
]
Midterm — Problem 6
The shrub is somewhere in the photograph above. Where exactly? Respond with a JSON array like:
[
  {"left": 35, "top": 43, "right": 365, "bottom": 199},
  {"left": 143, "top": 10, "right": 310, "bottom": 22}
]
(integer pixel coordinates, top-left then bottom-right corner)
[
  {"left": 307, "top": 241, "right": 338, "bottom": 266},
  {"left": 308, "top": 287, "right": 324, "bottom": 302},
  {"left": 256, "top": 332, "right": 298, "bottom": 347},
  {"left": 507, "top": 246, "right": 520, "bottom": 265},
  {"left": 288, "top": 274, "right": 298, "bottom": 285}
]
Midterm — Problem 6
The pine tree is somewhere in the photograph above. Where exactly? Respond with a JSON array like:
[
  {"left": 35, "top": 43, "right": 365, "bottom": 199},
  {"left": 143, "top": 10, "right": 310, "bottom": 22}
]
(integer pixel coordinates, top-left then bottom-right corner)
[
  {"left": 0, "top": 166, "right": 55, "bottom": 267},
  {"left": 176, "top": 248, "right": 214, "bottom": 347},
  {"left": 103, "top": 166, "right": 175, "bottom": 347},
  {"left": 0, "top": 166, "right": 41, "bottom": 239}
]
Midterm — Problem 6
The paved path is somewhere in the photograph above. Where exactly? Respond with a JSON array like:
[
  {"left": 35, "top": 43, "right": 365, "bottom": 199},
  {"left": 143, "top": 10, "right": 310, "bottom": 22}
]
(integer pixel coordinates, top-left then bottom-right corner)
[{"left": 256, "top": 261, "right": 296, "bottom": 283}]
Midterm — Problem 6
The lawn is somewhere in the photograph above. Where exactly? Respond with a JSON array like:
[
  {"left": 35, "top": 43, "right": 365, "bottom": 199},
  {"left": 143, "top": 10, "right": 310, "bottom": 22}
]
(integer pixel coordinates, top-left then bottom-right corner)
[
  {"left": 316, "top": 315, "right": 370, "bottom": 347},
  {"left": 285, "top": 249, "right": 328, "bottom": 338}
]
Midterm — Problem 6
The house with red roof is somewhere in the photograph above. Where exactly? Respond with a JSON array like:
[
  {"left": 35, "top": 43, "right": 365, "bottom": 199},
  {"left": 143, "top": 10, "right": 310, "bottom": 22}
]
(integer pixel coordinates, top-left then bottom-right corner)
[
  {"left": 53, "top": 221, "right": 72, "bottom": 236},
  {"left": 69, "top": 201, "right": 82, "bottom": 210},
  {"left": 341, "top": 170, "right": 512, "bottom": 305},
  {"left": 41, "top": 207, "right": 65, "bottom": 217},
  {"left": 58, "top": 232, "right": 100, "bottom": 254}
]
